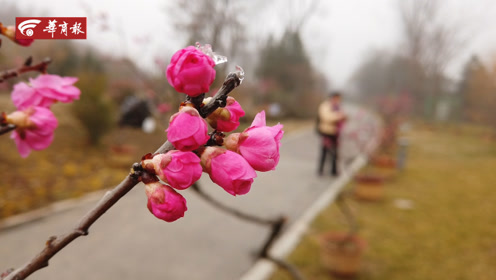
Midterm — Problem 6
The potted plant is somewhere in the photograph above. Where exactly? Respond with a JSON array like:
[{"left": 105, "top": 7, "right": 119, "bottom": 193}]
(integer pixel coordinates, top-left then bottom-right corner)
[
  {"left": 321, "top": 232, "right": 367, "bottom": 277},
  {"left": 353, "top": 172, "right": 385, "bottom": 201},
  {"left": 320, "top": 194, "right": 366, "bottom": 277},
  {"left": 370, "top": 153, "right": 396, "bottom": 168}
]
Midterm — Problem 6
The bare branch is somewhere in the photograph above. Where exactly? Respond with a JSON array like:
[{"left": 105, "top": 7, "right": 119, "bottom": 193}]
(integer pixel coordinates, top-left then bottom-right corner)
[
  {"left": 4, "top": 71, "right": 242, "bottom": 280},
  {"left": 190, "top": 183, "right": 275, "bottom": 225},
  {"left": 191, "top": 183, "right": 302, "bottom": 279},
  {"left": 0, "top": 124, "right": 15, "bottom": 136},
  {"left": 294, "top": 0, "right": 320, "bottom": 32},
  {"left": 0, "top": 57, "right": 51, "bottom": 83},
  {"left": 4, "top": 173, "right": 142, "bottom": 280},
  {"left": 336, "top": 193, "right": 358, "bottom": 236},
  {"left": 199, "top": 72, "right": 241, "bottom": 118},
  {"left": 258, "top": 216, "right": 286, "bottom": 258},
  {"left": 263, "top": 255, "right": 305, "bottom": 280}
]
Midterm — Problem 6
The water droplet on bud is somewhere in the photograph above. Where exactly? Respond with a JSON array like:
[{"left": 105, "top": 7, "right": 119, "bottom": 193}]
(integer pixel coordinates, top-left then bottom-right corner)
[
  {"left": 195, "top": 42, "right": 228, "bottom": 65},
  {"left": 235, "top": 65, "right": 245, "bottom": 83}
]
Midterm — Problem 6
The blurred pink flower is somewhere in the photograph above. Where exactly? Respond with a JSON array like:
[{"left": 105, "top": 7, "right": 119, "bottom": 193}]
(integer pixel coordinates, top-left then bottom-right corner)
[
  {"left": 145, "top": 182, "right": 187, "bottom": 222},
  {"left": 15, "top": 38, "right": 34, "bottom": 47},
  {"left": 225, "top": 111, "right": 284, "bottom": 172},
  {"left": 206, "top": 96, "right": 245, "bottom": 132},
  {"left": 151, "top": 151, "right": 202, "bottom": 190},
  {"left": 157, "top": 102, "right": 172, "bottom": 114},
  {"left": 200, "top": 147, "right": 257, "bottom": 196},
  {"left": 6, "top": 106, "right": 58, "bottom": 158},
  {"left": 167, "top": 107, "right": 209, "bottom": 151},
  {"left": 166, "top": 46, "right": 216, "bottom": 97},
  {"left": 16, "top": 37, "right": 34, "bottom": 46},
  {"left": 12, "top": 74, "right": 80, "bottom": 109}
]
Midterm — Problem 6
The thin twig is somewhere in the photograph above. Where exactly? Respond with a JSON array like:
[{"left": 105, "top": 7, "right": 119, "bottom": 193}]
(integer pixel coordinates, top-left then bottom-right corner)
[
  {"left": 335, "top": 192, "right": 359, "bottom": 245},
  {"left": 264, "top": 255, "right": 305, "bottom": 280},
  {"left": 258, "top": 216, "right": 286, "bottom": 258},
  {"left": 190, "top": 183, "right": 275, "bottom": 226},
  {"left": 3, "top": 72, "right": 242, "bottom": 280},
  {"left": 199, "top": 72, "right": 241, "bottom": 118},
  {"left": 0, "top": 124, "right": 15, "bottom": 136},
  {"left": 191, "top": 183, "right": 303, "bottom": 279},
  {"left": 0, "top": 57, "right": 51, "bottom": 83},
  {"left": 187, "top": 93, "right": 206, "bottom": 111},
  {"left": 4, "top": 172, "right": 142, "bottom": 280}
]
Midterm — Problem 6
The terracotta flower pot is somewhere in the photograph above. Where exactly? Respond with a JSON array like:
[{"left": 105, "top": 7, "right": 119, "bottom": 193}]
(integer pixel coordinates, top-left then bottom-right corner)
[
  {"left": 320, "top": 232, "right": 366, "bottom": 277},
  {"left": 353, "top": 174, "right": 385, "bottom": 201},
  {"left": 371, "top": 154, "right": 396, "bottom": 168}
]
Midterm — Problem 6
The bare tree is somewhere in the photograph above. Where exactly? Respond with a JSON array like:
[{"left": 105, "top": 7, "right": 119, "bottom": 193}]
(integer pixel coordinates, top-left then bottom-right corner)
[
  {"left": 285, "top": 0, "right": 321, "bottom": 33},
  {"left": 398, "top": 0, "right": 466, "bottom": 118},
  {"left": 169, "top": 0, "right": 248, "bottom": 71}
]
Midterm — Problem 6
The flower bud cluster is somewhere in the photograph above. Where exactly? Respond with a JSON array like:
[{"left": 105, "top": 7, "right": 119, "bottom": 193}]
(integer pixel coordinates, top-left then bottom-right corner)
[{"left": 143, "top": 45, "right": 284, "bottom": 222}]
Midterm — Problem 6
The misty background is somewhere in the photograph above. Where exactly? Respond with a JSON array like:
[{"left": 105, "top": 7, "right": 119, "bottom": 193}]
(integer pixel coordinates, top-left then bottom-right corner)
[
  {"left": 2, "top": 1, "right": 496, "bottom": 279},
  {"left": 4, "top": 0, "right": 496, "bottom": 87}
]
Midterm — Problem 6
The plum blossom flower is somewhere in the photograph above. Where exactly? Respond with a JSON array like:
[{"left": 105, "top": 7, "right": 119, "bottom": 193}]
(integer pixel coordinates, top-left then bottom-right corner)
[
  {"left": 225, "top": 111, "right": 284, "bottom": 172},
  {"left": 200, "top": 147, "right": 257, "bottom": 196},
  {"left": 149, "top": 151, "right": 202, "bottom": 190},
  {"left": 145, "top": 182, "right": 187, "bottom": 222},
  {"left": 12, "top": 74, "right": 80, "bottom": 109},
  {"left": 167, "top": 106, "right": 209, "bottom": 151},
  {"left": 205, "top": 96, "right": 245, "bottom": 132},
  {"left": 166, "top": 46, "right": 216, "bottom": 97},
  {"left": 5, "top": 106, "right": 58, "bottom": 158}
]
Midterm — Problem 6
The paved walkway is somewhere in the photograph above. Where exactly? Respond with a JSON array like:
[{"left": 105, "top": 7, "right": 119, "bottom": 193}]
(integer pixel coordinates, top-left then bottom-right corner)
[{"left": 0, "top": 105, "right": 378, "bottom": 280}]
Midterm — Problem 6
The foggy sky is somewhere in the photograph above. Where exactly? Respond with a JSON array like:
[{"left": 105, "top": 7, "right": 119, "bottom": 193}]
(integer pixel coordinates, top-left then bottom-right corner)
[{"left": 8, "top": 0, "right": 496, "bottom": 88}]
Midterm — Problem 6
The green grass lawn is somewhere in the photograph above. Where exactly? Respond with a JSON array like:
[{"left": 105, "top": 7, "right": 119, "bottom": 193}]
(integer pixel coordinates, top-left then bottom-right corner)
[{"left": 270, "top": 122, "right": 496, "bottom": 280}]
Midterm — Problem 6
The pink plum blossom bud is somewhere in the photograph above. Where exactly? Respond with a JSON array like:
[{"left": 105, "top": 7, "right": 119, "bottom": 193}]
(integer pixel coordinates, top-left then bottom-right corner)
[
  {"left": 200, "top": 147, "right": 257, "bottom": 196},
  {"left": 166, "top": 46, "right": 216, "bottom": 97},
  {"left": 145, "top": 181, "right": 187, "bottom": 222},
  {"left": 6, "top": 106, "right": 58, "bottom": 158},
  {"left": 15, "top": 38, "right": 34, "bottom": 47},
  {"left": 225, "top": 111, "right": 284, "bottom": 172},
  {"left": 0, "top": 24, "right": 34, "bottom": 47},
  {"left": 205, "top": 96, "right": 245, "bottom": 132},
  {"left": 11, "top": 74, "right": 80, "bottom": 109},
  {"left": 150, "top": 151, "right": 202, "bottom": 190},
  {"left": 167, "top": 107, "right": 209, "bottom": 151}
]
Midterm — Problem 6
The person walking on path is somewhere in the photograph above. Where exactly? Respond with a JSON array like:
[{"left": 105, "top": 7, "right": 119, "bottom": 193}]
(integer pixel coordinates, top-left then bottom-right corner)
[{"left": 316, "top": 91, "right": 347, "bottom": 176}]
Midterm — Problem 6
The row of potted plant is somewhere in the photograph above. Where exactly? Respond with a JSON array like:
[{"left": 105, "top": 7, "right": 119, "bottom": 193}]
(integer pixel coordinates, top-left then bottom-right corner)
[{"left": 320, "top": 150, "right": 400, "bottom": 277}]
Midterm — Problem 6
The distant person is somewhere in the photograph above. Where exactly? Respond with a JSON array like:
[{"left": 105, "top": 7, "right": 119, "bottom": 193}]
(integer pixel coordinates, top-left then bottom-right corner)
[{"left": 316, "top": 91, "right": 347, "bottom": 176}]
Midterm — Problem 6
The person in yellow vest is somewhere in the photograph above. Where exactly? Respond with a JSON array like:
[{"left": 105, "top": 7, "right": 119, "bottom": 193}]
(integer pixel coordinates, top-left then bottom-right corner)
[{"left": 316, "top": 91, "right": 347, "bottom": 176}]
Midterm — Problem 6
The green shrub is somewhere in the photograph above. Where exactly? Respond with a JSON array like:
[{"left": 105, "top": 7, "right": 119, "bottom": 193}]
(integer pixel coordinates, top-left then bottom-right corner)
[{"left": 72, "top": 73, "right": 115, "bottom": 145}]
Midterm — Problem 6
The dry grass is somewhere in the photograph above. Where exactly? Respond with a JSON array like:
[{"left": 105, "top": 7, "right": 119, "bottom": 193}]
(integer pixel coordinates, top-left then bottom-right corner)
[{"left": 270, "top": 122, "right": 496, "bottom": 280}]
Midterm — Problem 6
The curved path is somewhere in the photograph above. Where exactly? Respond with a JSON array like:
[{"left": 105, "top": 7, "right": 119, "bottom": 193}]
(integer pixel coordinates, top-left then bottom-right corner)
[{"left": 0, "top": 105, "right": 379, "bottom": 280}]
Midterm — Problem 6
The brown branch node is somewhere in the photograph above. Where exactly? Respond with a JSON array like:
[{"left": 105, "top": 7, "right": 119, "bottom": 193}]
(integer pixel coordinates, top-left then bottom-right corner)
[
  {"left": 199, "top": 73, "right": 241, "bottom": 118},
  {"left": 0, "top": 57, "right": 52, "bottom": 83},
  {"left": 0, "top": 124, "right": 15, "bottom": 136}
]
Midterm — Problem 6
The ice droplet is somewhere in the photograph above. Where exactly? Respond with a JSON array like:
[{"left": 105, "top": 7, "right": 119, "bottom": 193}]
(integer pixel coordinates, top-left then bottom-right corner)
[
  {"left": 195, "top": 42, "right": 227, "bottom": 65},
  {"left": 212, "top": 54, "right": 228, "bottom": 65},
  {"left": 235, "top": 65, "right": 244, "bottom": 83}
]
